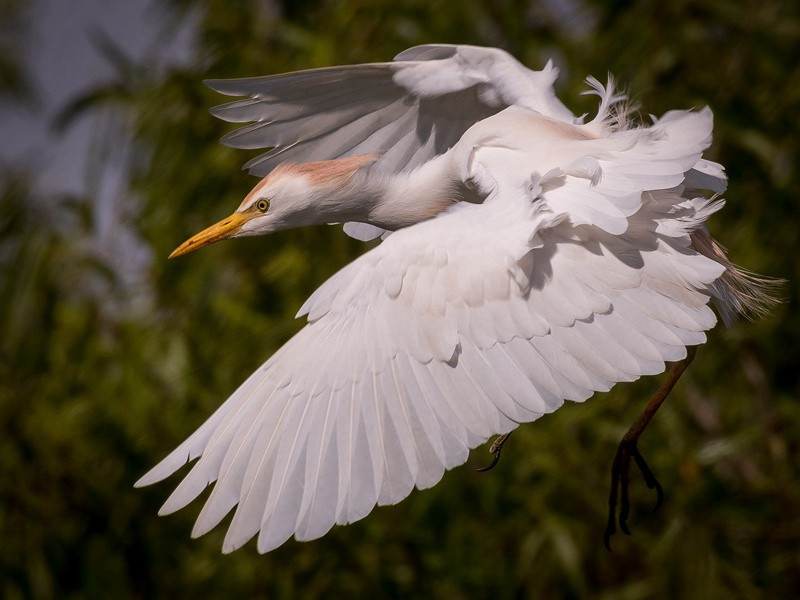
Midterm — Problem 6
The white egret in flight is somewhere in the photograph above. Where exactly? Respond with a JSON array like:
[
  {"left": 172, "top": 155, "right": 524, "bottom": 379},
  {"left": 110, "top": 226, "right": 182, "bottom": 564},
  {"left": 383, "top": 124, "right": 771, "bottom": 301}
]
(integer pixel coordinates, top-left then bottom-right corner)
[{"left": 136, "top": 45, "right": 773, "bottom": 553}]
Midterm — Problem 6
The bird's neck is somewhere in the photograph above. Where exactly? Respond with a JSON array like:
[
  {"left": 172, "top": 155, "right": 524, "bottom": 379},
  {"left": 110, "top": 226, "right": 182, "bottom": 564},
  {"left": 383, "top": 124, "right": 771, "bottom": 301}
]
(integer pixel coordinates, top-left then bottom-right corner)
[
  {"left": 294, "top": 152, "right": 464, "bottom": 231},
  {"left": 364, "top": 152, "right": 463, "bottom": 230}
]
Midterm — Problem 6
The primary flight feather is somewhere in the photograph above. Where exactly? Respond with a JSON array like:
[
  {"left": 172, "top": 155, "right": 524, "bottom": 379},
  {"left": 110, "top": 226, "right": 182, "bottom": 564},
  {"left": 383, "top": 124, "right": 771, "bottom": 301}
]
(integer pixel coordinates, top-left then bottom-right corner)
[{"left": 137, "top": 44, "right": 771, "bottom": 553}]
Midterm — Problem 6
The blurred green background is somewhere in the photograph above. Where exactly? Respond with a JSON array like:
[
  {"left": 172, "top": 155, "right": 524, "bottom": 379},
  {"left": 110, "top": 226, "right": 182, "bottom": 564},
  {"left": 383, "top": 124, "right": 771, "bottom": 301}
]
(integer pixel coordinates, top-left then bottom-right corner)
[{"left": 1, "top": 0, "right": 798, "bottom": 598}]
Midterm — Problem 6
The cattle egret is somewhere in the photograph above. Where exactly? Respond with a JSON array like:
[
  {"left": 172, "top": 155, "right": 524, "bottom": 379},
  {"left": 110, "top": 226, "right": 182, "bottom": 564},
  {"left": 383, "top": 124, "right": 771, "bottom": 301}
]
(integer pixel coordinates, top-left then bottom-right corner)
[{"left": 136, "top": 45, "right": 774, "bottom": 553}]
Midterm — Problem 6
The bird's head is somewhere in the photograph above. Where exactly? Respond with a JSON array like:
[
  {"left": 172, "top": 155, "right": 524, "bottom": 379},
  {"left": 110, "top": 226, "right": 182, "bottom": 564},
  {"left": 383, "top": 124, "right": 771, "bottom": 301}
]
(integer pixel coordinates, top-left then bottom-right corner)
[{"left": 170, "top": 155, "right": 377, "bottom": 258}]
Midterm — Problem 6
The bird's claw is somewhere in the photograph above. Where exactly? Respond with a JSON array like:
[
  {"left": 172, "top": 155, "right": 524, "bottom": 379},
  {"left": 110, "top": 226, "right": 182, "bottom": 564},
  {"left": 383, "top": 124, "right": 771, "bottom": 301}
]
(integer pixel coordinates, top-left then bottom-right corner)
[
  {"left": 476, "top": 432, "right": 512, "bottom": 472},
  {"left": 604, "top": 438, "right": 663, "bottom": 551},
  {"left": 632, "top": 447, "right": 664, "bottom": 511}
]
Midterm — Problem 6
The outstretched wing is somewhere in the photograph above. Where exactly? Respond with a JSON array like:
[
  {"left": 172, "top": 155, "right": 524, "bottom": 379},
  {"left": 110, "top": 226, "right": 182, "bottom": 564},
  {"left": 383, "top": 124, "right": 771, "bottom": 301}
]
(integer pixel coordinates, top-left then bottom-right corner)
[
  {"left": 207, "top": 44, "right": 576, "bottom": 177},
  {"left": 136, "top": 108, "right": 727, "bottom": 553}
]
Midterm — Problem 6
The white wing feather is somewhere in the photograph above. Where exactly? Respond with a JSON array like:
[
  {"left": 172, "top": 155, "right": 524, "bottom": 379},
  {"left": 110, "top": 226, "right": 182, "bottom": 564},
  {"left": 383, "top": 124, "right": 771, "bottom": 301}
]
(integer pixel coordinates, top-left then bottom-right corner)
[
  {"left": 208, "top": 44, "right": 575, "bottom": 177},
  {"left": 136, "top": 106, "right": 727, "bottom": 553}
]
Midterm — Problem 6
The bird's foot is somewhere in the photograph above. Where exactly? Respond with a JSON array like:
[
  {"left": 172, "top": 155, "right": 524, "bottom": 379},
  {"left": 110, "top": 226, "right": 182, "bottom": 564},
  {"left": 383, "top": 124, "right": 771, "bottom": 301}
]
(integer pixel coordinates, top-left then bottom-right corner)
[
  {"left": 476, "top": 432, "right": 512, "bottom": 472},
  {"left": 604, "top": 438, "right": 663, "bottom": 550}
]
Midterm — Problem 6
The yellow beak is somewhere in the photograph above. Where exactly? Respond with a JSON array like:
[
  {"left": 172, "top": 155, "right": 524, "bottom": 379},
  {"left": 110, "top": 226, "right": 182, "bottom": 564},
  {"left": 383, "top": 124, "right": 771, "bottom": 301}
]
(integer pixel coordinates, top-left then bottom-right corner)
[{"left": 169, "top": 211, "right": 255, "bottom": 258}]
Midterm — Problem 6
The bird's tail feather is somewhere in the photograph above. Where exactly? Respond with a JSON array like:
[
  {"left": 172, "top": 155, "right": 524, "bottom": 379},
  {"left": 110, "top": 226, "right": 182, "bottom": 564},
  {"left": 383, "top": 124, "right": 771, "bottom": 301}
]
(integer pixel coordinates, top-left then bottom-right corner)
[{"left": 690, "top": 228, "right": 782, "bottom": 325}]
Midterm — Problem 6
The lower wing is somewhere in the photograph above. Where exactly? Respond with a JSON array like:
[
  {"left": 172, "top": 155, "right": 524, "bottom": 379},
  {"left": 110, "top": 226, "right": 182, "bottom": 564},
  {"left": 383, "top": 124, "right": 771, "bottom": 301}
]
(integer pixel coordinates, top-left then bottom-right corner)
[{"left": 137, "top": 181, "right": 725, "bottom": 553}]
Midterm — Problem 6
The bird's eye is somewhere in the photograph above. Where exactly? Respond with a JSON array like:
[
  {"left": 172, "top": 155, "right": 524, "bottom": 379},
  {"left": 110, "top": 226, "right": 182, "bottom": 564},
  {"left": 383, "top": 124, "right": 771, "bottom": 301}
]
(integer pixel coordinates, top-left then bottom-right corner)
[{"left": 256, "top": 198, "right": 270, "bottom": 212}]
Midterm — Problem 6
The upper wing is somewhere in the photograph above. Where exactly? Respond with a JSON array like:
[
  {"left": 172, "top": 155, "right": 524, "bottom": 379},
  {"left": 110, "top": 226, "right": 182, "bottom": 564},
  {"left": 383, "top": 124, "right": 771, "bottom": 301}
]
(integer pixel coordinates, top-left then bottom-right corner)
[
  {"left": 207, "top": 44, "right": 576, "bottom": 177},
  {"left": 136, "top": 107, "right": 727, "bottom": 552}
]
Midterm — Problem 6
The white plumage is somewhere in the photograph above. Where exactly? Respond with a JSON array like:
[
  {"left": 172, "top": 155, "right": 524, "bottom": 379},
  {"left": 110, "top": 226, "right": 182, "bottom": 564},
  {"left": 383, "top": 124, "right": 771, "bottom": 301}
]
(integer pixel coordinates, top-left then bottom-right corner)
[{"left": 137, "top": 44, "right": 765, "bottom": 553}]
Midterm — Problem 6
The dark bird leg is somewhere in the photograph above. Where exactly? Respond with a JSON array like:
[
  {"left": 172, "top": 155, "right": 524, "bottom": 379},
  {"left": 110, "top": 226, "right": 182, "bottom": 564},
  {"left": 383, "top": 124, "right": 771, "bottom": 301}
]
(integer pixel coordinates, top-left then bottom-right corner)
[
  {"left": 477, "top": 432, "right": 512, "bottom": 472},
  {"left": 604, "top": 345, "right": 697, "bottom": 550}
]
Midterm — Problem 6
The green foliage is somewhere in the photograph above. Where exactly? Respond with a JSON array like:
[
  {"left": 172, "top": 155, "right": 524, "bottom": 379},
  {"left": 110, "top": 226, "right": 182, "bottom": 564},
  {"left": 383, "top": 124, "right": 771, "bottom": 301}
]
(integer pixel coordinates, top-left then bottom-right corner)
[{"left": 2, "top": 0, "right": 798, "bottom": 598}]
